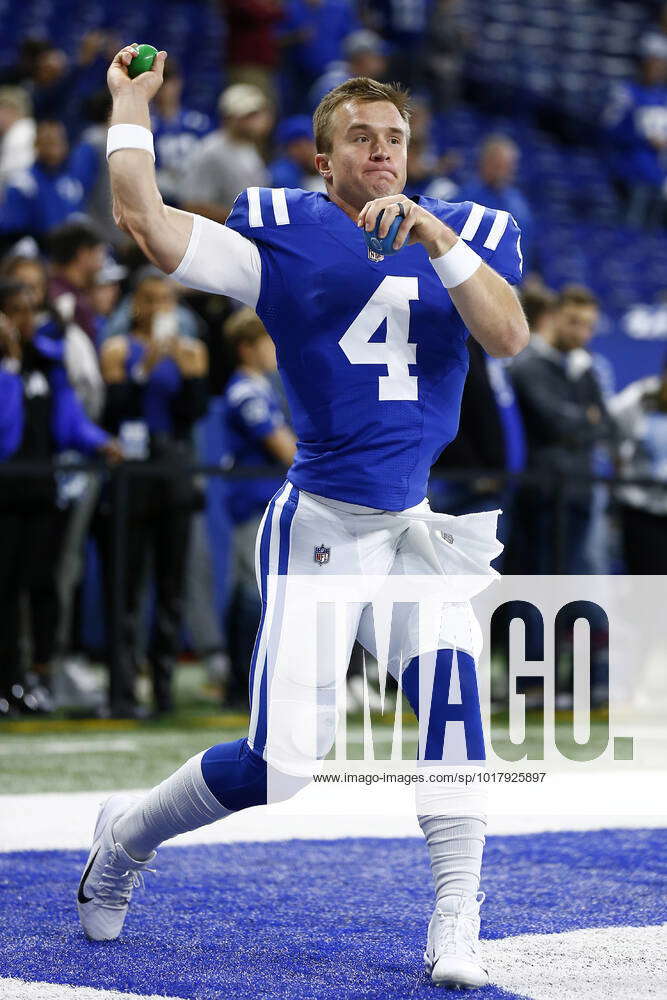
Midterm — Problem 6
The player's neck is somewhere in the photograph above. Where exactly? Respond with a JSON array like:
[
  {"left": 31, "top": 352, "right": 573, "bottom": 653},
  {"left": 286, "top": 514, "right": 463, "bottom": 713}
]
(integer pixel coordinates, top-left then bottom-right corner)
[{"left": 327, "top": 188, "right": 364, "bottom": 223}]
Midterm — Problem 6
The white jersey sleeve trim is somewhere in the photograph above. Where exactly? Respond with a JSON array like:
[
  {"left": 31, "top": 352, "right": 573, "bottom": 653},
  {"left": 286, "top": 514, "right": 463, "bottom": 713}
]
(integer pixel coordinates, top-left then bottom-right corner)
[
  {"left": 483, "top": 209, "right": 510, "bottom": 250},
  {"left": 271, "top": 187, "right": 290, "bottom": 225},
  {"left": 460, "top": 202, "right": 485, "bottom": 241},
  {"left": 169, "top": 214, "right": 262, "bottom": 309},
  {"left": 247, "top": 186, "right": 263, "bottom": 228}
]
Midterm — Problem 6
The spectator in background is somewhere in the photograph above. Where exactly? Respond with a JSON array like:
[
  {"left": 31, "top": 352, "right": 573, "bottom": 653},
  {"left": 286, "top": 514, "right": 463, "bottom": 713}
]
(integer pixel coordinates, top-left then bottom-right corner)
[
  {"left": 73, "top": 90, "right": 118, "bottom": 246},
  {"left": 221, "top": 307, "right": 295, "bottom": 705},
  {"left": 425, "top": 0, "right": 469, "bottom": 110},
  {"left": 47, "top": 220, "right": 105, "bottom": 342},
  {"left": 308, "top": 29, "right": 388, "bottom": 110},
  {"left": 363, "top": 0, "right": 432, "bottom": 91},
  {"left": 270, "top": 115, "right": 324, "bottom": 190},
  {"left": 151, "top": 61, "right": 212, "bottom": 206},
  {"left": 222, "top": 0, "right": 284, "bottom": 102},
  {"left": 0, "top": 120, "right": 95, "bottom": 245},
  {"left": 19, "top": 33, "right": 114, "bottom": 137},
  {"left": 0, "top": 87, "right": 35, "bottom": 193},
  {"left": 459, "top": 134, "right": 533, "bottom": 271},
  {"left": 5, "top": 247, "right": 104, "bottom": 418},
  {"left": 610, "top": 357, "right": 667, "bottom": 574},
  {"left": 432, "top": 336, "right": 526, "bottom": 566},
  {"left": 1, "top": 251, "right": 47, "bottom": 311},
  {"left": 508, "top": 285, "right": 615, "bottom": 574},
  {"left": 98, "top": 273, "right": 209, "bottom": 716},
  {"left": 182, "top": 84, "right": 272, "bottom": 224},
  {"left": 89, "top": 254, "right": 127, "bottom": 345},
  {"left": 520, "top": 279, "right": 557, "bottom": 340},
  {"left": 404, "top": 96, "right": 459, "bottom": 200},
  {"left": 604, "top": 34, "right": 667, "bottom": 229},
  {"left": 279, "top": 0, "right": 360, "bottom": 112},
  {"left": 0, "top": 279, "right": 119, "bottom": 717}
]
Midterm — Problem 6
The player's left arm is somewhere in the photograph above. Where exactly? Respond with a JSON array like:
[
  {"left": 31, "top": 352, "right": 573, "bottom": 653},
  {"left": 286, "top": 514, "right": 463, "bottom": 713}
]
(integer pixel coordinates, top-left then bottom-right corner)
[{"left": 358, "top": 196, "right": 529, "bottom": 358}]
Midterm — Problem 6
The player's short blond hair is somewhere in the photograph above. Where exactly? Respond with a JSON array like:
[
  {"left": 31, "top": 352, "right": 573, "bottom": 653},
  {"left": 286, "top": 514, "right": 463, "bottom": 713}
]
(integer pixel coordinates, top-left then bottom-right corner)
[{"left": 313, "top": 77, "right": 411, "bottom": 153}]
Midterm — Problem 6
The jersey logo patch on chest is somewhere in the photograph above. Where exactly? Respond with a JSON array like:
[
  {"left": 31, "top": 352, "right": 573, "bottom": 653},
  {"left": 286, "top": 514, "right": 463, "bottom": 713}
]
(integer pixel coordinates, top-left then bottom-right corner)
[{"left": 314, "top": 543, "right": 330, "bottom": 565}]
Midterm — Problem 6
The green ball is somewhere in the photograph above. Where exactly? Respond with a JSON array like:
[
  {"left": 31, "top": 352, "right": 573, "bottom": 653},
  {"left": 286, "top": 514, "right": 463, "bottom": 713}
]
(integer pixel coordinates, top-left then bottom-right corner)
[{"left": 128, "top": 44, "right": 158, "bottom": 79}]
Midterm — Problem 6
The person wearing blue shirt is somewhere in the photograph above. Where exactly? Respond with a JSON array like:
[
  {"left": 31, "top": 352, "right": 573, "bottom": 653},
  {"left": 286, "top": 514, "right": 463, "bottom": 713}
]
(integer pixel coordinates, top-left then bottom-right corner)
[
  {"left": 269, "top": 115, "right": 325, "bottom": 191},
  {"left": 0, "top": 279, "right": 119, "bottom": 718},
  {"left": 221, "top": 307, "right": 296, "bottom": 705},
  {"left": 98, "top": 273, "right": 209, "bottom": 717},
  {"left": 150, "top": 60, "right": 212, "bottom": 205},
  {"left": 604, "top": 35, "right": 667, "bottom": 228},
  {"left": 279, "top": 0, "right": 360, "bottom": 111},
  {"left": 0, "top": 119, "right": 96, "bottom": 245},
  {"left": 458, "top": 134, "right": 533, "bottom": 272},
  {"left": 81, "top": 58, "right": 529, "bottom": 990}
]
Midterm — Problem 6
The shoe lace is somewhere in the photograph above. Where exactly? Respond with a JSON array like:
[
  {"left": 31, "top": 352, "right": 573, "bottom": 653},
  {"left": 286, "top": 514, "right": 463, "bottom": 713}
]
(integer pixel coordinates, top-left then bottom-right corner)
[
  {"left": 433, "top": 892, "right": 484, "bottom": 961},
  {"left": 95, "top": 848, "right": 155, "bottom": 909}
]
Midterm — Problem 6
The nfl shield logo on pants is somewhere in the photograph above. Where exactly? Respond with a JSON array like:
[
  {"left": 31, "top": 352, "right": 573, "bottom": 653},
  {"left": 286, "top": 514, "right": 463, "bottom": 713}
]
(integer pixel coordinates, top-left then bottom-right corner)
[{"left": 314, "top": 544, "right": 330, "bottom": 566}]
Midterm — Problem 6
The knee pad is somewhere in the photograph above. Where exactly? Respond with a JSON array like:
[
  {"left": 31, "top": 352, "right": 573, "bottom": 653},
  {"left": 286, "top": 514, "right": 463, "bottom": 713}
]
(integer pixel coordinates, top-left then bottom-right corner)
[{"left": 265, "top": 698, "right": 338, "bottom": 776}]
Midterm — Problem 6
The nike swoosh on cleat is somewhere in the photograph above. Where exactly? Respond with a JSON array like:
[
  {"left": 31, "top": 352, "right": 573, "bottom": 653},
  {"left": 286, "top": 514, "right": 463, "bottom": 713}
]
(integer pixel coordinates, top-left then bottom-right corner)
[{"left": 78, "top": 848, "right": 100, "bottom": 904}]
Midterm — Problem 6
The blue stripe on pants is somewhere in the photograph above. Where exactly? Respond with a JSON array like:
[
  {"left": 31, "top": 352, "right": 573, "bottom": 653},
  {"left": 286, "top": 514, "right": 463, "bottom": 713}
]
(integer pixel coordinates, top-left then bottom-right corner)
[{"left": 251, "top": 485, "right": 299, "bottom": 757}]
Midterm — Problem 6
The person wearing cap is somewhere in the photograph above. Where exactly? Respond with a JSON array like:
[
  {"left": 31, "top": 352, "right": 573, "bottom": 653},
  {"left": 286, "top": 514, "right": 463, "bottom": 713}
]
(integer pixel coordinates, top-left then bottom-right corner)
[
  {"left": 269, "top": 114, "right": 324, "bottom": 191},
  {"left": 604, "top": 33, "right": 667, "bottom": 228},
  {"left": 89, "top": 254, "right": 127, "bottom": 345},
  {"left": 308, "top": 29, "right": 388, "bottom": 111},
  {"left": 181, "top": 83, "right": 273, "bottom": 224}
]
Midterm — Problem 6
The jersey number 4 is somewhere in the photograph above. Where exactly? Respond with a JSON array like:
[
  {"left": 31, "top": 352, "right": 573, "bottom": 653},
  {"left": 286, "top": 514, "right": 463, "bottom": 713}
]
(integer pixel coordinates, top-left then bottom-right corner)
[{"left": 338, "top": 276, "right": 419, "bottom": 401}]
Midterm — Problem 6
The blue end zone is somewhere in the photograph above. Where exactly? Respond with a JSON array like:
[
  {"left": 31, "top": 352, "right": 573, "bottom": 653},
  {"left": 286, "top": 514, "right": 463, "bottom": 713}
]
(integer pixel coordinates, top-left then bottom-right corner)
[{"left": 1, "top": 829, "right": 665, "bottom": 1000}]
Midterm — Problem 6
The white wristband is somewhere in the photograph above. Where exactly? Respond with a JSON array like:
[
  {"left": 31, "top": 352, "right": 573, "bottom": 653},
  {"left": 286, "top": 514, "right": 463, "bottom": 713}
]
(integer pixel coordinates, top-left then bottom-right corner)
[
  {"left": 430, "top": 239, "right": 482, "bottom": 289},
  {"left": 106, "top": 124, "right": 155, "bottom": 162}
]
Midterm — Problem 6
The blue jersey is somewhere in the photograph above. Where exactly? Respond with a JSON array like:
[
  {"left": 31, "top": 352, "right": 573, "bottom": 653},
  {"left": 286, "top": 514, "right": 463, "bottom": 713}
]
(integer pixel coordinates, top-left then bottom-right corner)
[
  {"left": 152, "top": 109, "right": 212, "bottom": 175},
  {"left": 223, "top": 370, "right": 287, "bottom": 524},
  {"left": 605, "top": 80, "right": 667, "bottom": 185},
  {"left": 226, "top": 188, "right": 523, "bottom": 510}
]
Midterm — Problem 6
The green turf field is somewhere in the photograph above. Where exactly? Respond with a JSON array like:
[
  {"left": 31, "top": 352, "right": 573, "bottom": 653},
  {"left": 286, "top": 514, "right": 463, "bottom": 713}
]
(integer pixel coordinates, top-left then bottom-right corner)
[{"left": 0, "top": 662, "right": 622, "bottom": 794}]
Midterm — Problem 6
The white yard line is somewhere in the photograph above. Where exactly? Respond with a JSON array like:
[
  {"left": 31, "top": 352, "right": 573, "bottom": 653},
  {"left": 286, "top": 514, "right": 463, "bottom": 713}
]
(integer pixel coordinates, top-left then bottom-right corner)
[
  {"left": 0, "top": 980, "right": 187, "bottom": 1000},
  {"left": 1, "top": 770, "right": 665, "bottom": 851},
  {"left": 485, "top": 923, "right": 667, "bottom": 1000},
  {"left": 0, "top": 740, "right": 139, "bottom": 756}
]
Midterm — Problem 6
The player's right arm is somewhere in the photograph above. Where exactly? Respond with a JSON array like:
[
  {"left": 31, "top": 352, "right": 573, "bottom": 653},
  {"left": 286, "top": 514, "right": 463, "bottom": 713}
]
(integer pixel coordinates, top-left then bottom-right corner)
[{"left": 106, "top": 46, "right": 261, "bottom": 306}]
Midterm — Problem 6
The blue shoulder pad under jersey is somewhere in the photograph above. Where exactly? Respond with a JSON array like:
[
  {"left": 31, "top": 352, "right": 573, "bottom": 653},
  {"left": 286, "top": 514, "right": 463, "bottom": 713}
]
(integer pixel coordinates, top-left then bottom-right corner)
[
  {"left": 225, "top": 186, "right": 320, "bottom": 239},
  {"left": 418, "top": 197, "right": 524, "bottom": 286}
]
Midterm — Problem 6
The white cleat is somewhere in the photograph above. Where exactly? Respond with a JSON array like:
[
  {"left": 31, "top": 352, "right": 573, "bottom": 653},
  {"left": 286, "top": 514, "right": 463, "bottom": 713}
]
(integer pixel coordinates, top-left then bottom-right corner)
[
  {"left": 77, "top": 793, "right": 156, "bottom": 941},
  {"left": 424, "top": 892, "right": 489, "bottom": 989}
]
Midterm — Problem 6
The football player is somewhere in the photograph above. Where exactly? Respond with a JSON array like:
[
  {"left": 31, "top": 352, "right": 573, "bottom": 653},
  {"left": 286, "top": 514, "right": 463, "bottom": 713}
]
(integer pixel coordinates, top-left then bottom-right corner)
[{"left": 76, "top": 44, "right": 529, "bottom": 990}]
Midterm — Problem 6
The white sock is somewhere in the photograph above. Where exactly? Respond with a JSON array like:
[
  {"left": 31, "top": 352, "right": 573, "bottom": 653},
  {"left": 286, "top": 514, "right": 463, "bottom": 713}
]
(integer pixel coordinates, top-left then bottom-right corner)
[
  {"left": 113, "top": 752, "right": 230, "bottom": 860},
  {"left": 419, "top": 814, "right": 486, "bottom": 903}
]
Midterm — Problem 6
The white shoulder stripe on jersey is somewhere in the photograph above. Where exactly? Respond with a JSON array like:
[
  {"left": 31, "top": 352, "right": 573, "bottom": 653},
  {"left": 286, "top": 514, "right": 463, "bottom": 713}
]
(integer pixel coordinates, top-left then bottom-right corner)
[
  {"left": 247, "top": 186, "right": 263, "bottom": 228},
  {"left": 271, "top": 187, "right": 290, "bottom": 225},
  {"left": 516, "top": 228, "right": 524, "bottom": 274},
  {"left": 459, "top": 202, "right": 485, "bottom": 241},
  {"left": 484, "top": 209, "right": 510, "bottom": 250}
]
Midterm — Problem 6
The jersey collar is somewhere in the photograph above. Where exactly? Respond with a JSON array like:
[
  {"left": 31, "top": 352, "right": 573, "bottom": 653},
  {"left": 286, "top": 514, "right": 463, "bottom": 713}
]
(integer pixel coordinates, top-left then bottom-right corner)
[{"left": 317, "top": 193, "right": 423, "bottom": 266}]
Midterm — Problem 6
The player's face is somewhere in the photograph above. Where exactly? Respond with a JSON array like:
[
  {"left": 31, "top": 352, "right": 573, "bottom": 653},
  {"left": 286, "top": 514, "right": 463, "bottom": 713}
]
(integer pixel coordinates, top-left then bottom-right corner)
[
  {"left": 552, "top": 304, "right": 599, "bottom": 351},
  {"left": 322, "top": 100, "right": 408, "bottom": 209}
]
